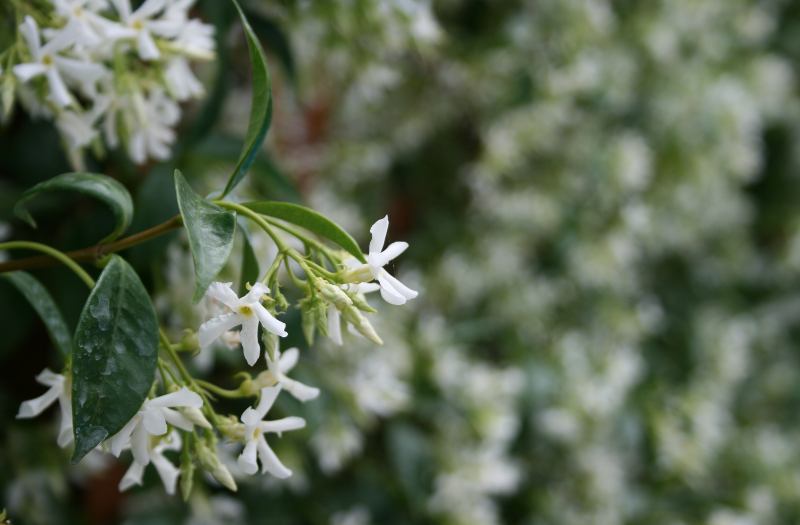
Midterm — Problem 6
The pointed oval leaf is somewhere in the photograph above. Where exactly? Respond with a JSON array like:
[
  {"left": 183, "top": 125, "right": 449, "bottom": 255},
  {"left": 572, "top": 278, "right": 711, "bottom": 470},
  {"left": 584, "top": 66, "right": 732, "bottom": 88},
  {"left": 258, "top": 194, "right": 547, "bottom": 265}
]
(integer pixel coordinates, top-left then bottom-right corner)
[
  {"left": 1, "top": 271, "right": 72, "bottom": 360},
  {"left": 175, "top": 170, "right": 237, "bottom": 303},
  {"left": 14, "top": 173, "right": 134, "bottom": 243},
  {"left": 71, "top": 255, "right": 159, "bottom": 464},
  {"left": 242, "top": 201, "right": 367, "bottom": 263},
  {"left": 219, "top": 0, "right": 273, "bottom": 198}
]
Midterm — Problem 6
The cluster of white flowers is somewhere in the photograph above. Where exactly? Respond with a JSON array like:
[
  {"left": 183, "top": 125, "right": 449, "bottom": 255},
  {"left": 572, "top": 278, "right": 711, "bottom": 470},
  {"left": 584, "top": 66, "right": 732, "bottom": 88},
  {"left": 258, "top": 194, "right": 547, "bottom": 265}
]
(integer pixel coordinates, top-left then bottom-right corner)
[{"left": 5, "top": 0, "right": 214, "bottom": 169}]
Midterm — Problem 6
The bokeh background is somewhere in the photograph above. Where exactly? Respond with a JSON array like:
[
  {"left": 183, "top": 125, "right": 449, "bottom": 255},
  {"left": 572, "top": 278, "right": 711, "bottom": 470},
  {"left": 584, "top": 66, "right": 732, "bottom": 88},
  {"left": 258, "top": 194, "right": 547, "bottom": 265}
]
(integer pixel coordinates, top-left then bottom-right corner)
[{"left": 5, "top": 0, "right": 800, "bottom": 523}]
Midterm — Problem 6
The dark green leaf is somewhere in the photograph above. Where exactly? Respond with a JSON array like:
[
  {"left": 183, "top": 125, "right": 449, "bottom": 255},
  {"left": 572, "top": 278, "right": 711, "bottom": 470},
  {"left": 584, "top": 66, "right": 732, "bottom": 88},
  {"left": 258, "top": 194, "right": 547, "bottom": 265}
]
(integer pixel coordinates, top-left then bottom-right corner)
[
  {"left": 14, "top": 173, "right": 134, "bottom": 243},
  {"left": 220, "top": 0, "right": 273, "bottom": 198},
  {"left": 175, "top": 170, "right": 237, "bottom": 303},
  {"left": 242, "top": 202, "right": 367, "bottom": 263},
  {"left": 238, "top": 218, "right": 260, "bottom": 295},
  {"left": 1, "top": 271, "right": 72, "bottom": 360},
  {"left": 71, "top": 255, "right": 159, "bottom": 464}
]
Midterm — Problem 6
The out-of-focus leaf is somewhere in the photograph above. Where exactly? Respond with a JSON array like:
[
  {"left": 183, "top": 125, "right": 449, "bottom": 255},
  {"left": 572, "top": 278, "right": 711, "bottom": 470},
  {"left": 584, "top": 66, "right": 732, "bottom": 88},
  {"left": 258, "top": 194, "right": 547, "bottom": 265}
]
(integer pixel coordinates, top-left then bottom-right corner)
[
  {"left": 243, "top": 201, "right": 367, "bottom": 263},
  {"left": 71, "top": 255, "right": 158, "bottom": 464},
  {"left": 238, "top": 217, "right": 260, "bottom": 295},
  {"left": 243, "top": 9, "right": 296, "bottom": 87},
  {"left": 13, "top": 172, "right": 134, "bottom": 243},
  {"left": 1, "top": 271, "right": 71, "bottom": 360},
  {"left": 220, "top": 0, "right": 273, "bottom": 198},
  {"left": 175, "top": 170, "right": 236, "bottom": 303}
]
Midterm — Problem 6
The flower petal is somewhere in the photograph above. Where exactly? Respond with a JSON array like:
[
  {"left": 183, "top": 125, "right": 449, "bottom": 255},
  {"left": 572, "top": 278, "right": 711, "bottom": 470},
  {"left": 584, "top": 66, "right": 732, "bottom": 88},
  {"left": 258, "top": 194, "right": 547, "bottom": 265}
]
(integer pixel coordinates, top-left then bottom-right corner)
[
  {"left": 16, "top": 384, "right": 61, "bottom": 419},
  {"left": 198, "top": 312, "right": 241, "bottom": 348},
  {"left": 280, "top": 378, "right": 320, "bottom": 403},
  {"left": 110, "top": 415, "right": 140, "bottom": 457},
  {"left": 278, "top": 347, "right": 300, "bottom": 373},
  {"left": 260, "top": 416, "right": 306, "bottom": 435},
  {"left": 239, "top": 282, "right": 270, "bottom": 306},
  {"left": 253, "top": 302, "right": 288, "bottom": 337},
  {"left": 256, "top": 434, "right": 292, "bottom": 478},
  {"left": 238, "top": 439, "right": 258, "bottom": 475},
  {"left": 136, "top": 30, "right": 160, "bottom": 60},
  {"left": 142, "top": 407, "right": 168, "bottom": 436},
  {"left": 118, "top": 461, "right": 145, "bottom": 492},
  {"left": 131, "top": 420, "right": 151, "bottom": 465},
  {"left": 12, "top": 63, "right": 47, "bottom": 82},
  {"left": 45, "top": 68, "right": 72, "bottom": 107},
  {"left": 204, "top": 281, "right": 239, "bottom": 310},
  {"left": 379, "top": 271, "right": 418, "bottom": 300},
  {"left": 354, "top": 282, "right": 380, "bottom": 294},
  {"left": 133, "top": 0, "right": 165, "bottom": 19},
  {"left": 378, "top": 274, "right": 407, "bottom": 305},
  {"left": 241, "top": 407, "right": 261, "bottom": 439},
  {"left": 380, "top": 241, "right": 408, "bottom": 262},
  {"left": 327, "top": 307, "right": 343, "bottom": 346},
  {"left": 241, "top": 316, "right": 260, "bottom": 366},
  {"left": 150, "top": 450, "right": 180, "bottom": 495},
  {"left": 110, "top": 0, "right": 132, "bottom": 22},
  {"left": 255, "top": 385, "right": 282, "bottom": 419},
  {"left": 53, "top": 56, "right": 106, "bottom": 84},
  {"left": 161, "top": 407, "right": 194, "bottom": 431},
  {"left": 147, "top": 386, "right": 203, "bottom": 408},
  {"left": 369, "top": 215, "right": 389, "bottom": 254},
  {"left": 57, "top": 392, "right": 74, "bottom": 448},
  {"left": 19, "top": 16, "right": 42, "bottom": 60},
  {"left": 35, "top": 368, "right": 64, "bottom": 387}
]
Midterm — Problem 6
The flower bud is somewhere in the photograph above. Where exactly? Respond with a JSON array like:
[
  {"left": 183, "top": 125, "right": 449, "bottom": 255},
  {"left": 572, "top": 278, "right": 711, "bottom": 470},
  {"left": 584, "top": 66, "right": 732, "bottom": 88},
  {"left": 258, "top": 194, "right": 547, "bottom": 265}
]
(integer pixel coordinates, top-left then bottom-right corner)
[
  {"left": 195, "top": 439, "right": 237, "bottom": 492},
  {"left": 263, "top": 330, "right": 278, "bottom": 362},
  {"left": 349, "top": 292, "right": 377, "bottom": 314},
  {"left": 342, "top": 305, "right": 383, "bottom": 345},
  {"left": 180, "top": 434, "right": 195, "bottom": 501},
  {"left": 181, "top": 329, "right": 199, "bottom": 351},
  {"left": 314, "top": 278, "right": 353, "bottom": 309},
  {"left": 181, "top": 406, "right": 212, "bottom": 429}
]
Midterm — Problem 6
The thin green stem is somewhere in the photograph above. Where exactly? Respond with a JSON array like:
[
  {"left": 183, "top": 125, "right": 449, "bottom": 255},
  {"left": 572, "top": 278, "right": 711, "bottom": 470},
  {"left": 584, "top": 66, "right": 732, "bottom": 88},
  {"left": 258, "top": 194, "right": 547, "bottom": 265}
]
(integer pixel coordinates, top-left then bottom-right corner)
[
  {"left": 261, "top": 252, "right": 285, "bottom": 285},
  {"left": 212, "top": 201, "right": 289, "bottom": 251},
  {"left": 195, "top": 379, "right": 251, "bottom": 399},
  {"left": 303, "top": 257, "right": 338, "bottom": 281},
  {"left": 0, "top": 241, "right": 95, "bottom": 288},
  {"left": 284, "top": 257, "right": 307, "bottom": 291}
]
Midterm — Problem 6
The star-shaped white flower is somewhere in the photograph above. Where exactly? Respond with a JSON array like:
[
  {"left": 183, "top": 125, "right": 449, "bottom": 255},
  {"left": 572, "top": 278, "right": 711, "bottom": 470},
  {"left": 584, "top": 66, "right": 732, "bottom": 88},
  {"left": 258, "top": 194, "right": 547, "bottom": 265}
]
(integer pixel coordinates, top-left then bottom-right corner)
[
  {"left": 110, "top": 387, "right": 202, "bottom": 466},
  {"left": 13, "top": 16, "right": 105, "bottom": 107},
  {"left": 237, "top": 385, "right": 305, "bottom": 477},
  {"left": 163, "top": 57, "right": 204, "bottom": 101},
  {"left": 118, "top": 430, "right": 182, "bottom": 494},
  {"left": 127, "top": 89, "right": 180, "bottom": 164},
  {"left": 50, "top": 0, "right": 116, "bottom": 47},
  {"left": 108, "top": 0, "right": 184, "bottom": 60},
  {"left": 366, "top": 216, "right": 418, "bottom": 305},
  {"left": 119, "top": 430, "right": 181, "bottom": 496},
  {"left": 16, "top": 368, "right": 73, "bottom": 448},
  {"left": 198, "top": 282, "right": 288, "bottom": 367},
  {"left": 265, "top": 343, "right": 320, "bottom": 402}
]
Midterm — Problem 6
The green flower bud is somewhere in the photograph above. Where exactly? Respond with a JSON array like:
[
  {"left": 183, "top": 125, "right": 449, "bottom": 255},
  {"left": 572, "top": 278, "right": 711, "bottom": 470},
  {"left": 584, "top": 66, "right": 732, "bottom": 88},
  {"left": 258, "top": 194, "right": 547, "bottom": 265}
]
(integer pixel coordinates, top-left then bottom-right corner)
[
  {"left": 195, "top": 438, "right": 237, "bottom": 492},
  {"left": 180, "top": 433, "right": 195, "bottom": 501},
  {"left": 342, "top": 305, "right": 383, "bottom": 345},
  {"left": 314, "top": 277, "right": 353, "bottom": 309}
]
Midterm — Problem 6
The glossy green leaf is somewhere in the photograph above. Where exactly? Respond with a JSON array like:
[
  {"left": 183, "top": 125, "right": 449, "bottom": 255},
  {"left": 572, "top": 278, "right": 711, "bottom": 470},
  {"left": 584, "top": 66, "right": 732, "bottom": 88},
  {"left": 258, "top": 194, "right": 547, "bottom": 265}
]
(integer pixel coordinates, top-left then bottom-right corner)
[
  {"left": 237, "top": 218, "right": 260, "bottom": 295},
  {"left": 71, "top": 255, "right": 158, "bottom": 464},
  {"left": 1, "top": 271, "right": 72, "bottom": 360},
  {"left": 242, "top": 201, "right": 367, "bottom": 263},
  {"left": 175, "top": 170, "right": 237, "bottom": 303},
  {"left": 14, "top": 173, "right": 134, "bottom": 243},
  {"left": 220, "top": 0, "right": 273, "bottom": 198}
]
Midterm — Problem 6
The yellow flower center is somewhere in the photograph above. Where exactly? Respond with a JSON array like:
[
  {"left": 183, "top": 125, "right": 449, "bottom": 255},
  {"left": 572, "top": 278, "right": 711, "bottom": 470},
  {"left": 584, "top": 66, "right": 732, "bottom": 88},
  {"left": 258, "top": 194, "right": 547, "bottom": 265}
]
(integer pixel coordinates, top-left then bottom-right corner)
[
  {"left": 239, "top": 306, "right": 253, "bottom": 316},
  {"left": 42, "top": 55, "right": 53, "bottom": 66},
  {"left": 133, "top": 20, "right": 144, "bottom": 30}
]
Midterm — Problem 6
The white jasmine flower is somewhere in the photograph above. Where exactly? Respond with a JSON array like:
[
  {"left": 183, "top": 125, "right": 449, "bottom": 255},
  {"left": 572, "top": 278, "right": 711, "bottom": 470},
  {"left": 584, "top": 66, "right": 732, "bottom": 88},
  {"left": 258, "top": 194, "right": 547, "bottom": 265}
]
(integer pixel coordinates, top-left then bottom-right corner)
[
  {"left": 237, "top": 385, "right": 305, "bottom": 477},
  {"left": 171, "top": 19, "right": 216, "bottom": 60},
  {"left": 118, "top": 430, "right": 182, "bottom": 494},
  {"left": 367, "top": 216, "right": 418, "bottom": 305},
  {"left": 265, "top": 343, "right": 320, "bottom": 402},
  {"left": 13, "top": 16, "right": 104, "bottom": 108},
  {"left": 55, "top": 95, "right": 110, "bottom": 169},
  {"left": 109, "top": 0, "right": 183, "bottom": 60},
  {"left": 163, "top": 56, "right": 204, "bottom": 101},
  {"left": 127, "top": 89, "right": 180, "bottom": 164},
  {"left": 16, "top": 368, "right": 73, "bottom": 448},
  {"left": 50, "top": 0, "right": 113, "bottom": 46},
  {"left": 109, "top": 387, "right": 203, "bottom": 466},
  {"left": 198, "top": 282, "right": 288, "bottom": 367}
]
